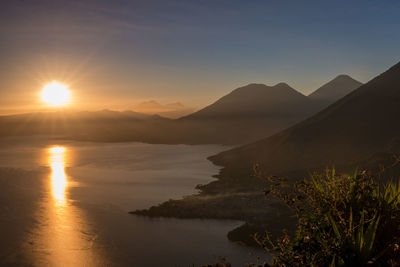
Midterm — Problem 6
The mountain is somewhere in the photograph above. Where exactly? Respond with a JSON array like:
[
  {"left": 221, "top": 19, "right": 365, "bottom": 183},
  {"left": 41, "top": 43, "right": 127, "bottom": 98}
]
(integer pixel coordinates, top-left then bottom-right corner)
[
  {"left": 0, "top": 76, "right": 366, "bottom": 145},
  {"left": 0, "top": 110, "right": 170, "bottom": 142},
  {"left": 183, "top": 83, "right": 313, "bottom": 119},
  {"left": 174, "top": 83, "right": 320, "bottom": 144},
  {"left": 209, "top": 61, "right": 400, "bottom": 188},
  {"left": 80, "top": 109, "right": 154, "bottom": 120},
  {"left": 132, "top": 100, "right": 194, "bottom": 119},
  {"left": 309, "top": 75, "right": 362, "bottom": 105}
]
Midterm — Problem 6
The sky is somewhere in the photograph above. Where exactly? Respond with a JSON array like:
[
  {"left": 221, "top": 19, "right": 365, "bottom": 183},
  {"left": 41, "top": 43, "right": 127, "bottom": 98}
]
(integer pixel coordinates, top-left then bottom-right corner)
[{"left": 1, "top": 0, "right": 400, "bottom": 114}]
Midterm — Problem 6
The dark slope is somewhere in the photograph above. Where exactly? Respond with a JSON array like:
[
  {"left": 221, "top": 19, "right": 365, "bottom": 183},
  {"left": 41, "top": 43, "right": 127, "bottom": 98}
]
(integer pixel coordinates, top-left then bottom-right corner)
[
  {"left": 309, "top": 74, "right": 362, "bottom": 105},
  {"left": 209, "top": 61, "right": 400, "bottom": 183}
]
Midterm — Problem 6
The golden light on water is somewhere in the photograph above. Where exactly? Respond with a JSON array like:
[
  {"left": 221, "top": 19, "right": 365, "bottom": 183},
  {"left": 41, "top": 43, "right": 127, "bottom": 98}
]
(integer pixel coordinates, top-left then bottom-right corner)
[
  {"left": 27, "top": 145, "right": 106, "bottom": 266},
  {"left": 48, "top": 146, "right": 68, "bottom": 206},
  {"left": 41, "top": 81, "right": 70, "bottom": 107}
]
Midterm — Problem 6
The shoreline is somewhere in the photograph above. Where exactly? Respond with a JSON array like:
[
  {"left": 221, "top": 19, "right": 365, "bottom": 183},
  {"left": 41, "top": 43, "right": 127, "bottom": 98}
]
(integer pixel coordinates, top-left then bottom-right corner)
[{"left": 131, "top": 191, "right": 296, "bottom": 247}]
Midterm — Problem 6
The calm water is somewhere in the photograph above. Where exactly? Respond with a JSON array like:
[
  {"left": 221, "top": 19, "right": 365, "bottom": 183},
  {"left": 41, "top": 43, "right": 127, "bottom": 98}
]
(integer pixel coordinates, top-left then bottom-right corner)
[{"left": 0, "top": 137, "right": 265, "bottom": 266}]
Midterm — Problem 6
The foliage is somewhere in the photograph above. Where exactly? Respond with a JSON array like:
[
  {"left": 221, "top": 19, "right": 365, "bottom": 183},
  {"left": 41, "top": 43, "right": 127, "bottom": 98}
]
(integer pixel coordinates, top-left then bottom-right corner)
[{"left": 255, "top": 169, "right": 400, "bottom": 266}]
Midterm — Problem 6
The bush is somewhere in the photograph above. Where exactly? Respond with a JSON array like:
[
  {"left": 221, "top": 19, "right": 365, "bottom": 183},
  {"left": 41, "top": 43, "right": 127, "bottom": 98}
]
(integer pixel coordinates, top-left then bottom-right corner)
[{"left": 256, "top": 169, "right": 400, "bottom": 266}]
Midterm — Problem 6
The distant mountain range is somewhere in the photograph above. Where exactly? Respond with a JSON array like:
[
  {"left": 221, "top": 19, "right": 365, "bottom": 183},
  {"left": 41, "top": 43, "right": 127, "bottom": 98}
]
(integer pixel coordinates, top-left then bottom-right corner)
[
  {"left": 209, "top": 61, "right": 400, "bottom": 187},
  {"left": 0, "top": 74, "right": 362, "bottom": 145},
  {"left": 176, "top": 75, "right": 361, "bottom": 144},
  {"left": 131, "top": 100, "right": 195, "bottom": 119},
  {"left": 0, "top": 110, "right": 170, "bottom": 142}
]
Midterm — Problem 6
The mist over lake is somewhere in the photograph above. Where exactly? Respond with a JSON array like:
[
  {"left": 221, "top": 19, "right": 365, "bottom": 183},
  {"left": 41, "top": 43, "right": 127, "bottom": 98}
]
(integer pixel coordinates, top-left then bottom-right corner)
[{"left": 0, "top": 137, "right": 262, "bottom": 266}]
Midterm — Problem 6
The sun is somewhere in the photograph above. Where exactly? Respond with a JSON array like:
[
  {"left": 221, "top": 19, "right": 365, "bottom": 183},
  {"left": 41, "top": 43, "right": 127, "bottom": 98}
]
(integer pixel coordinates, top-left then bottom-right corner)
[{"left": 41, "top": 81, "right": 71, "bottom": 107}]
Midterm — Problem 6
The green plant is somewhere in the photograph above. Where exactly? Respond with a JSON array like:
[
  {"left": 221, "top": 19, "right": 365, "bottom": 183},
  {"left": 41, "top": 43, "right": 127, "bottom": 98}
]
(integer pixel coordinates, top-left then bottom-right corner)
[{"left": 255, "top": 169, "right": 400, "bottom": 266}]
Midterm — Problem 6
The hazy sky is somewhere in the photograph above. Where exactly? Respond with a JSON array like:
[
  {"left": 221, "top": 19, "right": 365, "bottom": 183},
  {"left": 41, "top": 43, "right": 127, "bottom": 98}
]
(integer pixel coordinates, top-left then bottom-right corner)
[{"left": 1, "top": 0, "right": 400, "bottom": 113}]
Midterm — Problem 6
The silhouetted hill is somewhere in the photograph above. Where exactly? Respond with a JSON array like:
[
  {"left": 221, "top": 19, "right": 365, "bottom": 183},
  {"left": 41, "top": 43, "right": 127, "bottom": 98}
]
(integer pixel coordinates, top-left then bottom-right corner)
[
  {"left": 80, "top": 109, "right": 154, "bottom": 120},
  {"left": 209, "top": 61, "right": 400, "bottom": 188},
  {"left": 174, "top": 83, "right": 319, "bottom": 144},
  {"left": 0, "top": 110, "right": 171, "bottom": 142},
  {"left": 309, "top": 75, "right": 362, "bottom": 106},
  {"left": 183, "top": 83, "right": 312, "bottom": 119},
  {"left": 131, "top": 100, "right": 194, "bottom": 119}
]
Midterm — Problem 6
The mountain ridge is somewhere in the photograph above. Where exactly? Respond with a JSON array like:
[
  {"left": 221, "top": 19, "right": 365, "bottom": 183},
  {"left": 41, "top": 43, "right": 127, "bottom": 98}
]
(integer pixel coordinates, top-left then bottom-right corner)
[
  {"left": 0, "top": 74, "right": 365, "bottom": 145},
  {"left": 182, "top": 82, "right": 312, "bottom": 120},
  {"left": 209, "top": 61, "right": 400, "bottom": 179}
]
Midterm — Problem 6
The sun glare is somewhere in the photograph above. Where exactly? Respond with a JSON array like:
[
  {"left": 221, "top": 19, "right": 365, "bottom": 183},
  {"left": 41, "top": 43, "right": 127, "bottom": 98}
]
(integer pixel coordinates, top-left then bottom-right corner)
[
  {"left": 41, "top": 81, "right": 70, "bottom": 107},
  {"left": 48, "top": 146, "right": 68, "bottom": 206}
]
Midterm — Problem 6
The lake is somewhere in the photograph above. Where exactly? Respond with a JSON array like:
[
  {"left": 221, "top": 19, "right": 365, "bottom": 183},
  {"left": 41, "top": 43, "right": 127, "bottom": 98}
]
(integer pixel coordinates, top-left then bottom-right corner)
[{"left": 0, "top": 137, "right": 265, "bottom": 266}]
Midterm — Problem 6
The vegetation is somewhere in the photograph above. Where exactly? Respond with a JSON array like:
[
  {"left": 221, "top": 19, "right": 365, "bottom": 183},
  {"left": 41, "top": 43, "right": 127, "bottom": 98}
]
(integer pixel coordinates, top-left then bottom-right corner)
[{"left": 255, "top": 169, "right": 400, "bottom": 266}]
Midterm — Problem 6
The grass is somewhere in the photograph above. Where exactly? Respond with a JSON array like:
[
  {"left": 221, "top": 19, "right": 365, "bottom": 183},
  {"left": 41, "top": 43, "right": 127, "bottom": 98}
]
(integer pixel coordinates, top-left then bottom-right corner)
[{"left": 254, "top": 169, "right": 400, "bottom": 266}]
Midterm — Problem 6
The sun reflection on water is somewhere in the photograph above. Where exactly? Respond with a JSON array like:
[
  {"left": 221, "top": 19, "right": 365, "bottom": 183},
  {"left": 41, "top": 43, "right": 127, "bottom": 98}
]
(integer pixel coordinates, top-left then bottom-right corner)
[
  {"left": 48, "top": 146, "right": 68, "bottom": 206},
  {"left": 21, "top": 144, "right": 110, "bottom": 266}
]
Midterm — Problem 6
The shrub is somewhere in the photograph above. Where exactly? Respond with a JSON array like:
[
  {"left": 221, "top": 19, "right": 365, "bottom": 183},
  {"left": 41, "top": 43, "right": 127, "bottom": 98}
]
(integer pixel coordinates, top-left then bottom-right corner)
[{"left": 256, "top": 169, "right": 400, "bottom": 266}]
